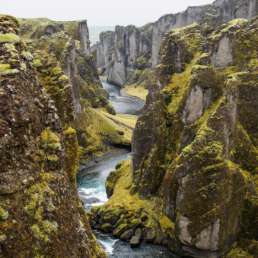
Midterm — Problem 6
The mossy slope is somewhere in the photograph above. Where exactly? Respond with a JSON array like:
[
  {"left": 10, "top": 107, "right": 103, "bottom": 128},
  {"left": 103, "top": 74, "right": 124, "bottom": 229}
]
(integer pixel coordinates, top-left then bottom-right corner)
[{"left": 91, "top": 18, "right": 258, "bottom": 258}]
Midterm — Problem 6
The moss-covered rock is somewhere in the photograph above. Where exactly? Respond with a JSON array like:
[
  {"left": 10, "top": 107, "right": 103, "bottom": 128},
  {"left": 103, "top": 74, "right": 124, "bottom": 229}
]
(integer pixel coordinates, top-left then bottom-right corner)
[
  {"left": 90, "top": 160, "right": 177, "bottom": 248},
  {"left": 64, "top": 126, "right": 80, "bottom": 183},
  {"left": 19, "top": 17, "right": 118, "bottom": 160},
  {"left": 106, "top": 164, "right": 123, "bottom": 198},
  {"left": 95, "top": 17, "right": 258, "bottom": 258},
  {"left": 226, "top": 247, "right": 254, "bottom": 258},
  {"left": 0, "top": 207, "right": 9, "bottom": 220},
  {"left": 0, "top": 15, "right": 106, "bottom": 258},
  {"left": 0, "top": 33, "right": 20, "bottom": 43}
]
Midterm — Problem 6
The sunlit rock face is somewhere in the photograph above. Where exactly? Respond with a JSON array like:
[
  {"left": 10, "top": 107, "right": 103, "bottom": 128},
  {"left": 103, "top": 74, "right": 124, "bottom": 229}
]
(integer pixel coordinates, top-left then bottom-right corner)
[
  {"left": 93, "top": 0, "right": 257, "bottom": 86},
  {"left": 0, "top": 15, "right": 106, "bottom": 258},
  {"left": 211, "top": 35, "right": 233, "bottom": 67}
]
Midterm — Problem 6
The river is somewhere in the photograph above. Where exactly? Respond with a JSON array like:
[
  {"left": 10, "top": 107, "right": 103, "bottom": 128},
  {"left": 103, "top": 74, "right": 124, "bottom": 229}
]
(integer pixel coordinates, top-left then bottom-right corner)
[
  {"left": 101, "top": 80, "right": 144, "bottom": 115},
  {"left": 77, "top": 80, "right": 178, "bottom": 257}
]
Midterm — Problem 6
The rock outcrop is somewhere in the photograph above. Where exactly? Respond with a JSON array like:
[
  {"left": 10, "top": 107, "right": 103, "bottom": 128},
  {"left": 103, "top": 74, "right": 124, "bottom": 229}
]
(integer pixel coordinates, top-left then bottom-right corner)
[
  {"left": 19, "top": 18, "right": 109, "bottom": 114},
  {"left": 19, "top": 17, "right": 130, "bottom": 161},
  {"left": 91, "top": 17, "right": 258, "bottom": 258},
  {"left": 0, "top": 15, "right": 106, "bottom": 258},
  {"left": 93, "top": 0, "right": 257, "bottom": 86},
  {"left": 93, "top": 24, "right": 152, "bottom": 86},
  {"left": 134, "top": 17, "right": 258, "bottom": 258},
  {"left": 78, "top": 20, "right": 91, "bottom": 55}
]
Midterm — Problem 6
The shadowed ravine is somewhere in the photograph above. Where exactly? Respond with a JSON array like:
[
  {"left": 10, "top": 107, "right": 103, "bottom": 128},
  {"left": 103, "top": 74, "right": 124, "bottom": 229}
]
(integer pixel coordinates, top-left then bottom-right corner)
[{"left": 77, "top": 81, "right": 178, "bottom": 257}]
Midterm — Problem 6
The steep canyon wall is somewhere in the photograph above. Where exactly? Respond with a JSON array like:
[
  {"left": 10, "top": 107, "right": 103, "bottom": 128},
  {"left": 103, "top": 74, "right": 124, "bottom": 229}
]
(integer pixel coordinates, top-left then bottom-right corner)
[{"left": 93, "top": 0, "right": 257, "bottom": 86}]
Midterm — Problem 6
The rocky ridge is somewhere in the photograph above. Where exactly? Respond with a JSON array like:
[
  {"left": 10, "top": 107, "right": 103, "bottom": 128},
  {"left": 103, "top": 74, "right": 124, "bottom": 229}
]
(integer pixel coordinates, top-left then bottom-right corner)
[
  {"left": 19, "top": 17, "right": 110, "bottom": 114},
  {"left": 92, "top": 0, "right": 257, "bottom": 86},
  {"left": 18, "top": 17, "right": 133, "bottom": 161},
  {"left": 0, "top": 15, "right": 106, "bottom": 257},
  {"left": 90, "top": 17, "right": 258, "bottom": 258}
]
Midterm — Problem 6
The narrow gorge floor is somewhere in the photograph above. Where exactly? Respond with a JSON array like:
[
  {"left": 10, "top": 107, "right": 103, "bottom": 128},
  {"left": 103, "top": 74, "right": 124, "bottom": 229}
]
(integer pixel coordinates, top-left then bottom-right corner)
[{"left": 77, "top": 81, "right": 178, "bottom": 257}]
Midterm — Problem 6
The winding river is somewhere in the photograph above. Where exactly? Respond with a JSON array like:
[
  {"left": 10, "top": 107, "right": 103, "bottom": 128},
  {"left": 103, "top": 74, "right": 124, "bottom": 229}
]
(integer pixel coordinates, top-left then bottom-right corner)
[{"left": 77, "top": 80, "right": 178, "bottom": 257}]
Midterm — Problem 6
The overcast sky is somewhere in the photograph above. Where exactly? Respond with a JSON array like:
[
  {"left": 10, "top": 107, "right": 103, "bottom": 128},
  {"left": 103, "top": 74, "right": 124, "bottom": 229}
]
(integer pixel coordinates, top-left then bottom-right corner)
[{"left": 1, "top": 0, "right": 214, "bottom": 26}]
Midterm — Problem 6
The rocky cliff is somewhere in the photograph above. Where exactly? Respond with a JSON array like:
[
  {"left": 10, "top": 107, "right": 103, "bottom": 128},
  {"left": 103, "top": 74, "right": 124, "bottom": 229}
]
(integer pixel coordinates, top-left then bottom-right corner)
[
  {"left": 90, "top": 17, "right": 258, "bottom": 258},
  {"left": 18, "top": 18, "right": 133, "bottom": 161},
  {"left": 0, "top": 15, "right": 106, "bottom": 258},
  {"left": 132, "top": 18, "right": 258, "bottom": 258},
  {"left": 19, "top": 18, "right": 109, "bottom": 114},
  {"left": 93, "top": 23, "right": 153, "bottom": 86},
  {"left": 93, "top": 0, "right": 257, "bottom": 86}
]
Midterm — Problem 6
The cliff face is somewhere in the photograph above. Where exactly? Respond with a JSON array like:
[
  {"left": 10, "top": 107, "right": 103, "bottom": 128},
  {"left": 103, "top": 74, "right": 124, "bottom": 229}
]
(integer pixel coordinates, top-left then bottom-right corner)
[
  {"left": 19, "top": 18, "right": 127, "bottom": 160},
  {"left": 78, "top": 20, "right": 91, "bottom": 55},
  {"left": 93, "top": 24, "right": 153, "bottom": 86},
  {"left": 93, "top": 0, "right": 257, "bottom": 86},
  {"left": 151, "top": 0, "right": 257, "bottom": 66},
  {"left": 0, "top": 15, "right": 105, "bottom": 258},
  {"left": 91, "top": 17, "right": 258, "bottom": 258},
  {"left": 19, "top": 18, "right": 109, "bottom": 115},
  {"left": 133, "top": 17, "right": 258, "bottom": 257}
]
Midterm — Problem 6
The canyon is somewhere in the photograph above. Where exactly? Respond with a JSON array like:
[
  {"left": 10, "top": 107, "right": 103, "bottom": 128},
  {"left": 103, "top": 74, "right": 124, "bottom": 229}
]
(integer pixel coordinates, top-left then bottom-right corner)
[
  {"left": 90, "top": 1, "right": 258, "bottom": 257},
  {"left": 0, "top": 0, "right": 257, "bottom": 257}
]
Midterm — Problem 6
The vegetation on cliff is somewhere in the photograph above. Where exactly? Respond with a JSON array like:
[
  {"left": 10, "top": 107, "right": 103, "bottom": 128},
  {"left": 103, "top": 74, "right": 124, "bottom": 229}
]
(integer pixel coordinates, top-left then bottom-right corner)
[
  {"left": 1, "top": 2, "right": 257, "bottom": 257},
  {"left": 90, "top": 160, "right": 176, "bottom": 247},
  {"left": 0, "top": 15, "right": 106, "bottom": 258},
  {"left": 93, "top": 0, "right": 256, "bottom": 88},
  {"left": 19, "top": 17, "right": 133, "bottom": 162},
  {"left": 91, "top": 17, "right": 258, "bottom": 258}
]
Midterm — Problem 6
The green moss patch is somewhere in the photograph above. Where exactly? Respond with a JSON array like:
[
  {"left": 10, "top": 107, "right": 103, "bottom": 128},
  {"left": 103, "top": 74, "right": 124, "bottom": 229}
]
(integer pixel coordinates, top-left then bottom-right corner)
[
  {"left": 0, "top": 207, "right": 9, "bottom": 220},
  {"left": 0, "top": 33, "right": 20, "bottom": 43},
  {"left": 40, "top": 128, "right": 61, "bottom": 150},
  {"left": 226, "top": 247, "right": 254, "bottom": 258},
  {"left": 91, "top": 160, "right": 176, "bottom": 244},
  {"left": 0, "top": 63, "right": 19, "bottom": 75}
]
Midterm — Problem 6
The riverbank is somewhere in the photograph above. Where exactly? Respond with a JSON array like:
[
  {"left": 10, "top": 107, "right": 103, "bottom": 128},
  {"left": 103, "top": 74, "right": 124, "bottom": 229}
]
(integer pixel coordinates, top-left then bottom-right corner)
[
  {"left": 102, "top": 80, "right": 145, "bottom": 115},
  {"left": 77, "top": 79, "right": 178, "bottom": 257},
  {"left": 77, "top": 148, "right": 130, "bottom": 210},
  {"left": 75, "top": 78, "right": 145, "bottom": 165},
  {"left": 121, "top": 84, "right": 148, "bottom": 101}
]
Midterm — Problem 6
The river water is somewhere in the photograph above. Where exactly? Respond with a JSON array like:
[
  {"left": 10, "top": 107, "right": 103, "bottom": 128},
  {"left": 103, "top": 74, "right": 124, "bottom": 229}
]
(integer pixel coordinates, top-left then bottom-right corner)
[
  {"left": 77, "top": 80, "right": 178, "bottom": 257},
  {"left": 101, "top": 80, "right": 144, "bottom": 115}
]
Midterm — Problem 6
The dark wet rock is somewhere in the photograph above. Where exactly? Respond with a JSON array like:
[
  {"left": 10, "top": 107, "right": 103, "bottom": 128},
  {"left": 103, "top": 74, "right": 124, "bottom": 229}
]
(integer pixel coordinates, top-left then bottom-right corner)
[
  {"left": 144, "top": 228, "right": 156, "bottom": 242},
  {"left": 130, "top": 228, "right": 142, "bottom": 247},
  {"left": 120, "top": 229, "right": 135, "bottom": 241},
  {"left": 101, "top": 223, "right": 113, "bottom": 233}
]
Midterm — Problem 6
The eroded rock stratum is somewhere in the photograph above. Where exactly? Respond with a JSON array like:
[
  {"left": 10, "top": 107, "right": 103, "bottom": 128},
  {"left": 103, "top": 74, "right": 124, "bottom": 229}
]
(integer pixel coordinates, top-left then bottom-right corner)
[{"left": 91, "top": 17, "right": 258, "bottom": 258}]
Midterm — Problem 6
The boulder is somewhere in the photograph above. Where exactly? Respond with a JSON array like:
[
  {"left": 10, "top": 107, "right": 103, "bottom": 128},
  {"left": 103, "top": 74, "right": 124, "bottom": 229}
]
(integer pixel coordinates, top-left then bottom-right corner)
[
  {"left": 120, "top": 229, "right": 134, "bottom": 241},
  {"left": 130, "top": 228, "right": 142, "bottom": 247}
]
